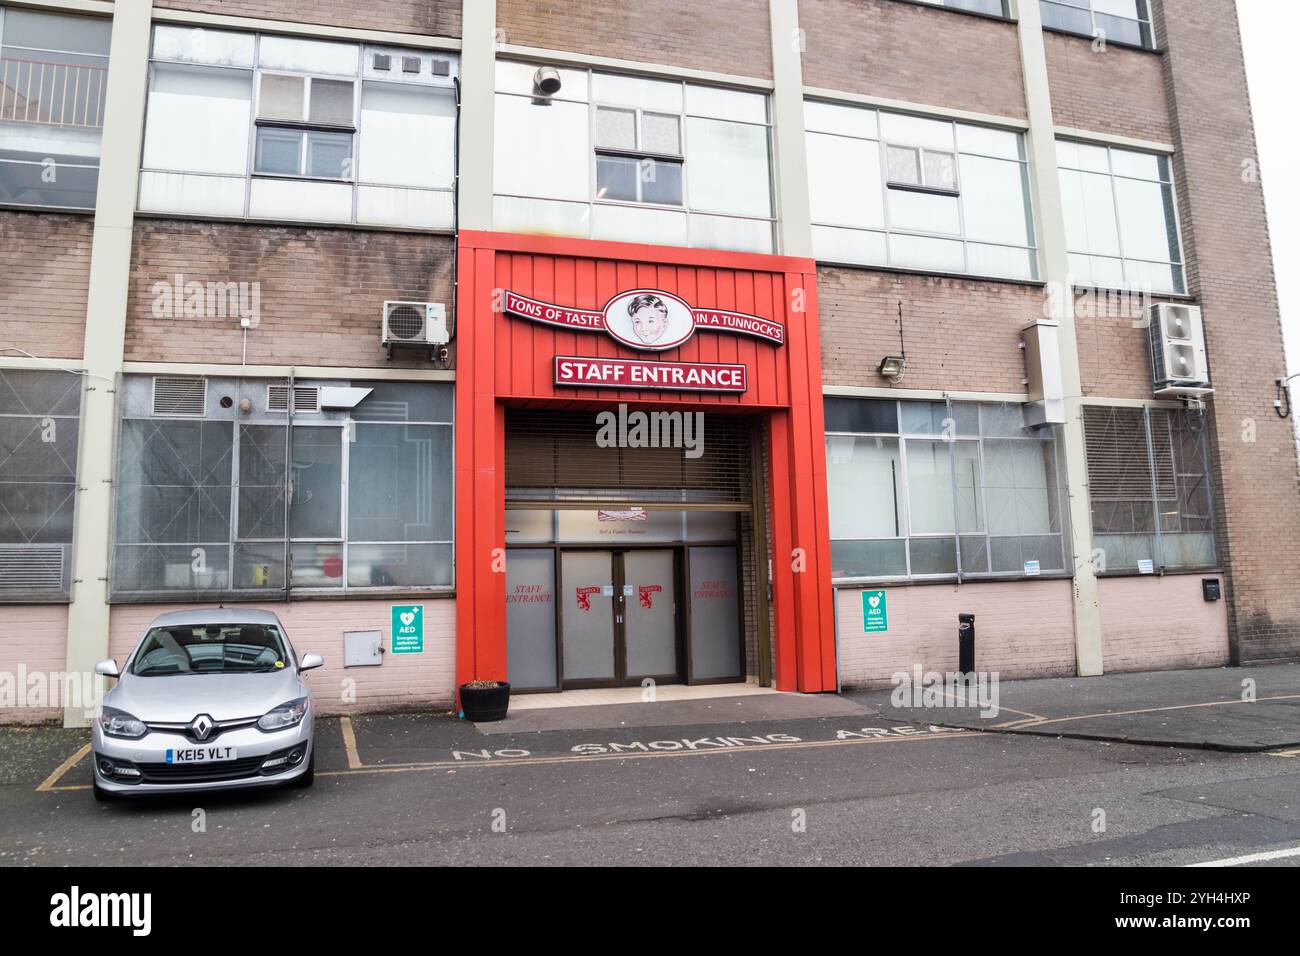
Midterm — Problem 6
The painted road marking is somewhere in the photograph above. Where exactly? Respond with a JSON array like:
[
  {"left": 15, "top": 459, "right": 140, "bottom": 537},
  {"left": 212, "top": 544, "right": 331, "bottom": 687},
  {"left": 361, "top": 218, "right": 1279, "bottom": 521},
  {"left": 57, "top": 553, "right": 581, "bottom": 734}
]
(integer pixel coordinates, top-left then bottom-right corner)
[
  {"left": 1187, "top": 845, "right": 1300, "bottom": 867},
  {"left": 38, "top": 727, "right": 984, "bottom": 791},
  {"left": 339, "top": 716, "right": 364, "bottom": 769},
  {"left": 989, "top": 694, "right": 1300, "bottom": 732},
  {"left": 1267, "top": 747, "right": 1300, "bottom": 758},
  {"left": 37, "top": 742, "right": 90, "bottom": 793}
]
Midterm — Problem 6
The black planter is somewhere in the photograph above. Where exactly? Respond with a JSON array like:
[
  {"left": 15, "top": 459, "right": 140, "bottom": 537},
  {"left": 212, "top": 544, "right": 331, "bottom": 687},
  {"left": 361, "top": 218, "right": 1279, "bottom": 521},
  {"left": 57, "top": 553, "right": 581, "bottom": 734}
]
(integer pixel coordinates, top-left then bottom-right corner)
[{"left": 459, "top": 682, "right": 510, "bottom": 722}]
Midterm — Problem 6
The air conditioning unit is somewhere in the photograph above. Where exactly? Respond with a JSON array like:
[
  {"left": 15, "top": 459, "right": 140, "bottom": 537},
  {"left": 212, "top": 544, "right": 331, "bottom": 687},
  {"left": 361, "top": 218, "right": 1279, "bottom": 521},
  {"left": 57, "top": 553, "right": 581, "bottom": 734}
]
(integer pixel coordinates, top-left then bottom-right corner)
[
  {"left": 382, "top": 301, "right": 449, "bottom": 360},
  {"left": 1146, "top": 303, "right": 1211, "bottom": 397}
]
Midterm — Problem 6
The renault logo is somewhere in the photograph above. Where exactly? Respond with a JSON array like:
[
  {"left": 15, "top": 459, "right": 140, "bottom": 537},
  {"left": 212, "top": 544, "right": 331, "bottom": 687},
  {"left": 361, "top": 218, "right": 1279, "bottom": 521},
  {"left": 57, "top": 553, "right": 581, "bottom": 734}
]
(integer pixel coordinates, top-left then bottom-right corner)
[{"left": 190, "top": 714, "right": 215, "bottom": 741}]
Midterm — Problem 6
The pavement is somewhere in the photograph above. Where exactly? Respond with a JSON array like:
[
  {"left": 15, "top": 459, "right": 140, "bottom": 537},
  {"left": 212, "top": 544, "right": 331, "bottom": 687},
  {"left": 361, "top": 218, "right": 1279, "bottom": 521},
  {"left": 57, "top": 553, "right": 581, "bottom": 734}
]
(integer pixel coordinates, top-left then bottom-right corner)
[
  {"left": 1, "top": 662, "right": 1298, "bottom": 866},
  {"left": 846, "top": 663, "right": 1300, "bottom": 752}
]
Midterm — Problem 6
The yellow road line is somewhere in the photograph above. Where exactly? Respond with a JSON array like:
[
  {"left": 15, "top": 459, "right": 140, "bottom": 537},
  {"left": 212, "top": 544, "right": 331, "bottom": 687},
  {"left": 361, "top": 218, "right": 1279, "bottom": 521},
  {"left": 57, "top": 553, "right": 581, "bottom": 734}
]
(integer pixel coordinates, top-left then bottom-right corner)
[
  {"left": 1268, "top": 747, "right": 1300, "bottom": 758},
  {"left": 37, "top": 742, "right": 90, "bottom": 792},
  {"left": 339, "top": 716, "right": 364, "bottom": 769}
]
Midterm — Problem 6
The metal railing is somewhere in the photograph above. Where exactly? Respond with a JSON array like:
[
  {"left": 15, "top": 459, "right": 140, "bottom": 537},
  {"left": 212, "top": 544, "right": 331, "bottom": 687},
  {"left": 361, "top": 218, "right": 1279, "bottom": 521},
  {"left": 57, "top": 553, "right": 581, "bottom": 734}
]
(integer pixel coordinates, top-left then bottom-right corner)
[{"left": 0, "top": 56, "right": 107, "bottom": 129}]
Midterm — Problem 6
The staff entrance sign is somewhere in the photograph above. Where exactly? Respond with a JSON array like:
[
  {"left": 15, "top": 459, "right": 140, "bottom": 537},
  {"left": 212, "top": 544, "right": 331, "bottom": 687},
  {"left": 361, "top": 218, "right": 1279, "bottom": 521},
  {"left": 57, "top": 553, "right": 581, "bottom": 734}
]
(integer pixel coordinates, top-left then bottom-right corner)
[{"left": 391, "top": 605, "right": 425, "bottom": 654}]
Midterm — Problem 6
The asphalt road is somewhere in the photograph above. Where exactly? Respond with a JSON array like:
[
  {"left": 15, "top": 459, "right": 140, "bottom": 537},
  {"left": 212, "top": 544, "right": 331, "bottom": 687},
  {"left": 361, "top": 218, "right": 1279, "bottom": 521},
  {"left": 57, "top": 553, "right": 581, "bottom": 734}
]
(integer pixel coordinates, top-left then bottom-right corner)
[{"left": 2, "top": 709, "right": 1299, "bottom": 867}]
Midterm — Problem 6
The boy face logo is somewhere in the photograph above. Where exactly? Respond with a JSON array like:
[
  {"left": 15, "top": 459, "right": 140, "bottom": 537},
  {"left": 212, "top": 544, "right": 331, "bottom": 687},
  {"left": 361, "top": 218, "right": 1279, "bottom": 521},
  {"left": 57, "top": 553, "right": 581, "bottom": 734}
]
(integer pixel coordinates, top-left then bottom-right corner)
[{"left": 603, "top": 290, "right": 695, "bottom": 351}]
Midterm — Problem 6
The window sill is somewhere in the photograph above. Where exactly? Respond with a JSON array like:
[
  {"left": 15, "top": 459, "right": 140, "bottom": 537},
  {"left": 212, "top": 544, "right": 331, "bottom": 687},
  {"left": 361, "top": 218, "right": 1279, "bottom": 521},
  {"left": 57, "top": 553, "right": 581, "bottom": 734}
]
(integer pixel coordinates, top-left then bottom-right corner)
[
  {"left": 1041, "top": 24, "right": 1163, "bottom": 55},
  {"left": 832, "top": 574, "right": 1071, "bottom": 588},
  {"left": 0, "top": 202, "right": 95, "bottom": 216},
  {"left": 814, "top": 258, "right": 1046, "bottom": 290},
  {"left": 1096, "top": 568, "right": 1222, "bottom": 580},
  {"left": 109, "top": 588, "right": 456, "bottom": 605},
  {"left": 888, "top": 0, "right": 1016, "bottom": 27},
  {"left": 1071, "top": 282, "right": 1195, "bottom": 303},
  {"left": 886, "top": 181, "right": 961, "bottom": 198},
  {"left": 134, "top": 209, "right": 455, "bottom": 237},
  {"left": 0, "top": 596, "right": 71, "bottom": 605}
]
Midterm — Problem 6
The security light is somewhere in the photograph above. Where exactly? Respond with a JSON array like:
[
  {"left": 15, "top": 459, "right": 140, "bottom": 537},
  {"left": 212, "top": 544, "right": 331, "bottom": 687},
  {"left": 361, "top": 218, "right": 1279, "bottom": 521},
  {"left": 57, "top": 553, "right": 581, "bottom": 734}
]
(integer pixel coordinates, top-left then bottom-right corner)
[{"left": 879, "top": 355, "right": 907, "bottom": 380}]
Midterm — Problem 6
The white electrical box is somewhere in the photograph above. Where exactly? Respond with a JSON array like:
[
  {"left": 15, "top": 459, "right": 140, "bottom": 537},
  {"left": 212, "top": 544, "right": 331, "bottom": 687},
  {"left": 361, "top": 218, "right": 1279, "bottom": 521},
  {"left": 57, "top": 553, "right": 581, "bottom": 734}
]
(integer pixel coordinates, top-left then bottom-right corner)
[{"left": 343, "top": 630, "right": 384, "bottom": 667}]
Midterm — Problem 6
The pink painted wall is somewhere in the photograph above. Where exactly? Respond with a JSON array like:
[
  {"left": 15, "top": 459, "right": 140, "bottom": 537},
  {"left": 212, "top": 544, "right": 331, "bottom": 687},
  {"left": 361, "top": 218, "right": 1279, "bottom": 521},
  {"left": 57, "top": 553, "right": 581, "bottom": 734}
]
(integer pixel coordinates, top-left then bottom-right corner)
[
  {"left": 106, "top": 600, "right": 457, "bottom": 716},
  {"left": 0, "top": 605, "right": 71, "bottom": 724},
  {"left": 835, "top": 580, "right": 1078, "bottom": 689},
  {"left": 1098, "top": 575, "right": 1228, "bottom": 673}
]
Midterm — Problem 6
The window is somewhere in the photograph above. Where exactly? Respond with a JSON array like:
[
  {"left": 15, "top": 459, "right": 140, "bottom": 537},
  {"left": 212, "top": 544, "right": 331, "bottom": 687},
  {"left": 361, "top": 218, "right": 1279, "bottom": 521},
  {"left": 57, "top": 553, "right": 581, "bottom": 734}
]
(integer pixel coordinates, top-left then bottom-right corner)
[
  {"left": 1040, "top": 0, "right": 1154, "bottom": 50},
  {"left": 0, "top": 369, "right": 82, "bottom": 601},
  {"left": 139, "top": 26, "right": 457, "bottom": 229},
  {"left": 916, "top": 0, "right": 1009, "bottom": 16},
  {"left": 806, "top": 101, "right": 1038, "bottom": 281},
  {"left": 1083, "top": 405, "right": 1217, "bottom": 573},
  {"left": 1057, "top": 139, "right": 1185, "bottom": 294},
  {"left": 0, "top": 7, "right": 110, "bottom": 209},
  {"left": 825, "top": 399, "right": 1069, "bottom": 581},
  {"left": 493, "top": 61, "right": 775, "bottom": 254},
  {"left": 111, "top": 376, "right": 453, "bottom": 601}
]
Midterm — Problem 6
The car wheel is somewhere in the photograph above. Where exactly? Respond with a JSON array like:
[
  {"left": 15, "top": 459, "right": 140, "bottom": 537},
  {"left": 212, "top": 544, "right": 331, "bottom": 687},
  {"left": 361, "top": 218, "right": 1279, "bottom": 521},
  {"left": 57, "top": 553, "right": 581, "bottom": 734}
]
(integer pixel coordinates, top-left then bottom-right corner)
[
  {"left": 92, "top": 779, "right": 115, "bottom": 803},
  {"left": 292, "top": 749, "right": 315, "bottom": 789}
]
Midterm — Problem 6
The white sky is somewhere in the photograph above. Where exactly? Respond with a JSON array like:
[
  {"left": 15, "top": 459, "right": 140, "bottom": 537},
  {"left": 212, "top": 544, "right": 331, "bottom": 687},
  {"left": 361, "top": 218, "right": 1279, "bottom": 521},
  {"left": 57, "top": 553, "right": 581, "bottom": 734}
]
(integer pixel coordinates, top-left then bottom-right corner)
[{"left": 1237, "top": 0, "right": 1300, "bottom": 375}]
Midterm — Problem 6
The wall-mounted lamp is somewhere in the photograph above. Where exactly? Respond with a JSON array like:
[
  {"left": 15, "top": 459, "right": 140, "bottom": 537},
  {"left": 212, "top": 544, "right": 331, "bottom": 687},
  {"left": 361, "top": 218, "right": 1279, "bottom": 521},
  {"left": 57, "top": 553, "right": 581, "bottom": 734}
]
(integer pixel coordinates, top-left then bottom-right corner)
[
  {"left": 533, "top": 66, "right": 562, "bottom": 97},
  {"left": 878, "top": 355, "right": 907, "bottom": 381}
]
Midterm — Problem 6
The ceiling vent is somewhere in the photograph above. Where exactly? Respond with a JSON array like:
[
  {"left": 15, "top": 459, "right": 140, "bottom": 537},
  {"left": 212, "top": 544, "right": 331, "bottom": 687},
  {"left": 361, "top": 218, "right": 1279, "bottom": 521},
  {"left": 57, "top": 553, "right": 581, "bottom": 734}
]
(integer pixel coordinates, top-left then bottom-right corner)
[
  {"left": 151, "top": 376, "right": 206, "bottom": 417},
  {"left": 267, "top": 385, "right": 322, "bottom": 414}
]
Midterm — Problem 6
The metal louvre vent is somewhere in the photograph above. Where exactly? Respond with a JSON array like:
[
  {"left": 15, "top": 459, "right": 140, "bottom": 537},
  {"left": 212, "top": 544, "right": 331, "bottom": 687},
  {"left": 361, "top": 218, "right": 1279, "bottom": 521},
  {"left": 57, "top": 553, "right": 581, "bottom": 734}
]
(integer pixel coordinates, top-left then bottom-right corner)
[
  {"left": 386, "top": 304, "right": 425, "bottom": 340},
  {"left": 1083, "top": 406, "right": 1154, "bottom": 503},
  {"left": 151, "top": 376, "right": 206, "bottom": 417},
  {"left": 266, "top": 385, "right": 321, "bottom": 414},
  {"left": 505, "top": 409, "right": 752, "bottom": 504},
  {"left": 0, "top": 545, "right": 65, "bottom": 593}
]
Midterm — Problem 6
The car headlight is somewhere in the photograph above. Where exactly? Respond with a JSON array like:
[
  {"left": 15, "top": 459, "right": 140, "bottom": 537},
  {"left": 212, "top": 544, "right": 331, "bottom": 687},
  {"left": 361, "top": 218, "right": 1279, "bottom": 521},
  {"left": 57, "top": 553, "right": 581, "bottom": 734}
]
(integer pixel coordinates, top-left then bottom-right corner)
[
  {"left": 257, "top": 697, "right": 309, "bottom": 732},
  {"left": 98, "top": 706, "right": 147, "bottom": 739}
]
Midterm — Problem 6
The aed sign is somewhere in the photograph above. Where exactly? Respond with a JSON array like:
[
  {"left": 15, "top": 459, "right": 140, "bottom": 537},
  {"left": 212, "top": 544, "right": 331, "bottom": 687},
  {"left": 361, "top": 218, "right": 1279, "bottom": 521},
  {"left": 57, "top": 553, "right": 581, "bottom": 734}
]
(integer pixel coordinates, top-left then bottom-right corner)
[
  {"left": 554, "top": 356, "right": 747, "bottom": 393},
  {"left": 391, "top": 605, "right": 424, "bottom": 654},
  {"left": 862, "top": 590, "right": 889, "bottom": 634}
]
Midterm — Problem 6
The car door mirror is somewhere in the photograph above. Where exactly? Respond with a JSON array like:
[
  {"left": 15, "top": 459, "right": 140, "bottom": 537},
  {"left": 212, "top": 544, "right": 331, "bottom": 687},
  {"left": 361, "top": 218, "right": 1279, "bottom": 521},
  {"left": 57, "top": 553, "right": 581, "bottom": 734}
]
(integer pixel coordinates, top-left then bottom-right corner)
[
  {"left": 94, "top": 659, "right": 120, "bottom": 678},
  {"left": 299, "top": 653, "right": 324, "bottom": 672}
]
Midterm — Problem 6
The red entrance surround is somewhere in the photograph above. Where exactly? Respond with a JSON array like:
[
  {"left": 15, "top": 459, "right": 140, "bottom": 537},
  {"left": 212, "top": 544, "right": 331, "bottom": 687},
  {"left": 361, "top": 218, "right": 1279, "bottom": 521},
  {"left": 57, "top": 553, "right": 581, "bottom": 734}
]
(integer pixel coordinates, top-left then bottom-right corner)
[{"left": 454, "top": 230, "right": 835, "bottom": 693}]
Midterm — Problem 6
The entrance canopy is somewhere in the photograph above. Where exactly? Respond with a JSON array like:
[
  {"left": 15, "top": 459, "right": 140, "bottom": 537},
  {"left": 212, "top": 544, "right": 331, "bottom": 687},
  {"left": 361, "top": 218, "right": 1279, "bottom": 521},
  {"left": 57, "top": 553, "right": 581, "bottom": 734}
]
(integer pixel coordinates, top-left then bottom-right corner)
[{"left": 454, "top": 231, "right": 835, "bottom": 694}]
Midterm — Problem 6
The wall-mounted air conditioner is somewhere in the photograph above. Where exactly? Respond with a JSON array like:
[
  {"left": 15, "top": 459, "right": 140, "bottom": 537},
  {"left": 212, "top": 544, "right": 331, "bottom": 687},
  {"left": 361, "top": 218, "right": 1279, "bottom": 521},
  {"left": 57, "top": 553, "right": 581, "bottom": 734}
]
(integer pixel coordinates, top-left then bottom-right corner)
[
  {"left": 382, "top": 301, "right": 449, "bottom": 360},
  {"left": 1147, "top": 303, "right": 1211, "bottom": 397}
]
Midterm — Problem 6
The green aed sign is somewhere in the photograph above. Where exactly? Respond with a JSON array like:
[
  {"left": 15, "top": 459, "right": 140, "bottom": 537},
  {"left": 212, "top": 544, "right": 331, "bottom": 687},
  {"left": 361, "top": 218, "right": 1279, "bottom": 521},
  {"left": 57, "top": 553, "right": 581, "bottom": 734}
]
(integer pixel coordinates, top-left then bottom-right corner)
[
  {"left": 391, "top": 605, "right": 425, "bottom": 654},
  {"left": 862, "top": 590, "right": 888, "bottom": 633}
]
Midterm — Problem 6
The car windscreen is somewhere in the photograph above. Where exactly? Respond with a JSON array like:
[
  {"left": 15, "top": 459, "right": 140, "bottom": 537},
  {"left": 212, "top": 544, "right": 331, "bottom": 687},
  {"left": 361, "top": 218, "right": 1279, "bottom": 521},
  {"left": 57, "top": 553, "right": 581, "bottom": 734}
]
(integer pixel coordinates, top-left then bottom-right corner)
[{"left": 130, "top": 624, "right": 290, "bottom": 677}]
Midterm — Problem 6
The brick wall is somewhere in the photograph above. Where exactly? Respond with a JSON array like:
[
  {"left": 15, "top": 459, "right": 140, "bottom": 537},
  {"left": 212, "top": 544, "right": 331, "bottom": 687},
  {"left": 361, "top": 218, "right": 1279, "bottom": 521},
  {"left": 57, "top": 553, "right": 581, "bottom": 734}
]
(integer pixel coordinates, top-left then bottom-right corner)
[
  {"left": 124, "top": 220, "right": 454, "bottom": 369},
  {"left": 1075, "top": 291, "right": 1190, "bottom": 399},
  {"left": 0, "top": 212, "right": 93, "bottom": 361},
  {"left": 1157, "top": 0, "right": 1300, "bottom": 663},
  {"left": 818, "top": 267, "right": 1044, "bottom": 394},
  {"left": 0, "top": 606, "right": 72, "bottom": 724},
  {"left": 108, "top": 600, "right": 457, "bottom": 715},
  {"left": 497, "top": 0, "right": 772, "bottom": 79},
  {"left": 835, "top": 580, "right": 1077, "bottom": 688},
  {"left": 1044, "top": 30, "right": 1173, "bottom": 142},
  {"left": 1099, "top": 574, "right": 1229, "bottom": 673},
  {"left": 153, "top": 0, "right": 462, "bottom": 37},
  {"left": 799, "top": 0, "right": 1026, "bottom": 119}
]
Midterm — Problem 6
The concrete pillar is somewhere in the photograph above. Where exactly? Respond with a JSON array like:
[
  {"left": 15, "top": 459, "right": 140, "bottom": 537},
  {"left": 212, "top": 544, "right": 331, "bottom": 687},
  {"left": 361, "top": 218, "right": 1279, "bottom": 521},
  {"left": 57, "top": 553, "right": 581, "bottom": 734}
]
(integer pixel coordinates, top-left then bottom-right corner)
[
  {"left": 768, "top": 0, "right": 813, "bottom": 258},
  {"left": 63, "top": 0, "right": 152, "bottom": 726},
  {"left": 457, "top": 0, "right": 496, "bottom": 231},
  {"left": 1013, "top": 0, "right": 1104, "bottom": 676}
]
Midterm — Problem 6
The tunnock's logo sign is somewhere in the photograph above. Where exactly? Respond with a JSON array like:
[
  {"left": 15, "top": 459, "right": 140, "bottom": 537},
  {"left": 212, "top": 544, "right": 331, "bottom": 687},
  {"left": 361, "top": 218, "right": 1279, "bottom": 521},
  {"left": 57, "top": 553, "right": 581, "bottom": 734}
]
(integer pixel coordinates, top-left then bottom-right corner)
[{"left": 502, "top": 288, "right": 786, "bottom": 351}]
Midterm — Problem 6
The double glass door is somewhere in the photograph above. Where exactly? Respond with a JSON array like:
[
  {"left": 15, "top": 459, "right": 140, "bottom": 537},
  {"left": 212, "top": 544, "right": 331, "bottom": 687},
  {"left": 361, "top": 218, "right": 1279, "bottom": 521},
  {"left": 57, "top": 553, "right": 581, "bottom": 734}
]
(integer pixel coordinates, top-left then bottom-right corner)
[{"left": 560, "top": 549, "right": 680, "bottom": 688}]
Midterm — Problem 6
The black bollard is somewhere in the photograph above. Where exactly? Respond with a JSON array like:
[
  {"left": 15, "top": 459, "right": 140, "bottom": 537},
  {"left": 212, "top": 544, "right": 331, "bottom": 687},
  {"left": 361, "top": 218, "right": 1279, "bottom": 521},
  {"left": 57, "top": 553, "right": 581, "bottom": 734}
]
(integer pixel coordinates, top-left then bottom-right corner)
[{"left": 958, "top": 613, "right": 975, "bottom": 676}]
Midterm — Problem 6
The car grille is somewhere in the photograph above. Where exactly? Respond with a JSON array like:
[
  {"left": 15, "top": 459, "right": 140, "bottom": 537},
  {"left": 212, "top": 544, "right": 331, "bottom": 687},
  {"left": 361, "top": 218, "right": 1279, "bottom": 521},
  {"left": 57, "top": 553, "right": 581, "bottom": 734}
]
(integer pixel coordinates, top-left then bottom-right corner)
[{"left": 136, "top": 756, "right": 269, "bottom": 784}]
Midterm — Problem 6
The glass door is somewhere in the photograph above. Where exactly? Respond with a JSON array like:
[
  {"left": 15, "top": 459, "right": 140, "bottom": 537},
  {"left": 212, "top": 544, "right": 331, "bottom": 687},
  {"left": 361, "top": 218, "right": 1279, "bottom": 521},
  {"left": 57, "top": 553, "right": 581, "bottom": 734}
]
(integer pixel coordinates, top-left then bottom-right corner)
[
  {"left": 560, "top": 550, "right": 617, "bottom": 686},
  {"left": 622, "top": 549, "right": 680, "bottom": 683}
]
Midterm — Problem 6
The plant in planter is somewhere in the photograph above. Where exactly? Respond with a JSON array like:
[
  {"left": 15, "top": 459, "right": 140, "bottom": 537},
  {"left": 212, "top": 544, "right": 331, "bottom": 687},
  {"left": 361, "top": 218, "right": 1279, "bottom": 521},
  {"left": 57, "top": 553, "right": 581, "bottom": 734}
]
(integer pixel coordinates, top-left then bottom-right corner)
[{"left": 459, "top": 679, "right": 511, "bottom": 722}]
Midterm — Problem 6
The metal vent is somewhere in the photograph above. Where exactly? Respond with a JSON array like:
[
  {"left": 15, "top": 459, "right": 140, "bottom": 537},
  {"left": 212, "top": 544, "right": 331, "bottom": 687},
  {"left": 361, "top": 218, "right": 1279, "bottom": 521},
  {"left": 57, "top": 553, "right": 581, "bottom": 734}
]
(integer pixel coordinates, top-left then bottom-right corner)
[
  {"left": 151, "top": 376, "right": 206, "bottom": 417},
  {"left": 387, "top": 304, "right": 425, "bottom": 340},
  {"left": 372, "top": 53, "right": 391, "bottom": 71},
  {"left": 402, "top": 55, "right": 421, "bottom": 74},
  {"left": 0, "top": 545, "right": 65, "bottom": 593},
  {"left": 267, "top": 385, "right": 321, "bottom": 413}
]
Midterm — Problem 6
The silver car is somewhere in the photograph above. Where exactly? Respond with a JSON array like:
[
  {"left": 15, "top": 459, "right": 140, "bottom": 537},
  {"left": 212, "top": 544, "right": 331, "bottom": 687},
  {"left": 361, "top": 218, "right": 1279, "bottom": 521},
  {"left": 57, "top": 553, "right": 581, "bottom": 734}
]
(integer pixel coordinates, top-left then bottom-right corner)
[{"left": 91, "top": 608, "right": 322, "bottom": 800}]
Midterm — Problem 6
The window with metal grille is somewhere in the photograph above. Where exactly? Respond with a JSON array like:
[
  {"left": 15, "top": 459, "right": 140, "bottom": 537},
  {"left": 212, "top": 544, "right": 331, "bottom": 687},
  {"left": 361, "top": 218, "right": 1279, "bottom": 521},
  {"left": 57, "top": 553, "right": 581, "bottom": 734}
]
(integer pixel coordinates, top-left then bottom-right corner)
[
  {"left": 825, "top": 398, "right": 1069, "bottom": 581},
  {"left": 1082, "top": 405, "right": 1217, "bottom": 573},
  {"left": 0, "top": 368, "right": 83, "bottom": 601}
]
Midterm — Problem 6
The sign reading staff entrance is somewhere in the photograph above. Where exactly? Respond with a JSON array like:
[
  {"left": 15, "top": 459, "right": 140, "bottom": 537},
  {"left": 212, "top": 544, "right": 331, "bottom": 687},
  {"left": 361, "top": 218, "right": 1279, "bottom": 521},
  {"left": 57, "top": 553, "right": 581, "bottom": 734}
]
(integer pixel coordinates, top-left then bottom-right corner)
[
  {"left": 391, "top": 605, "right": 424, "bottom": 654},
  {"left": 863, "top": 591, "right": 888, "bottom": 633}
]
